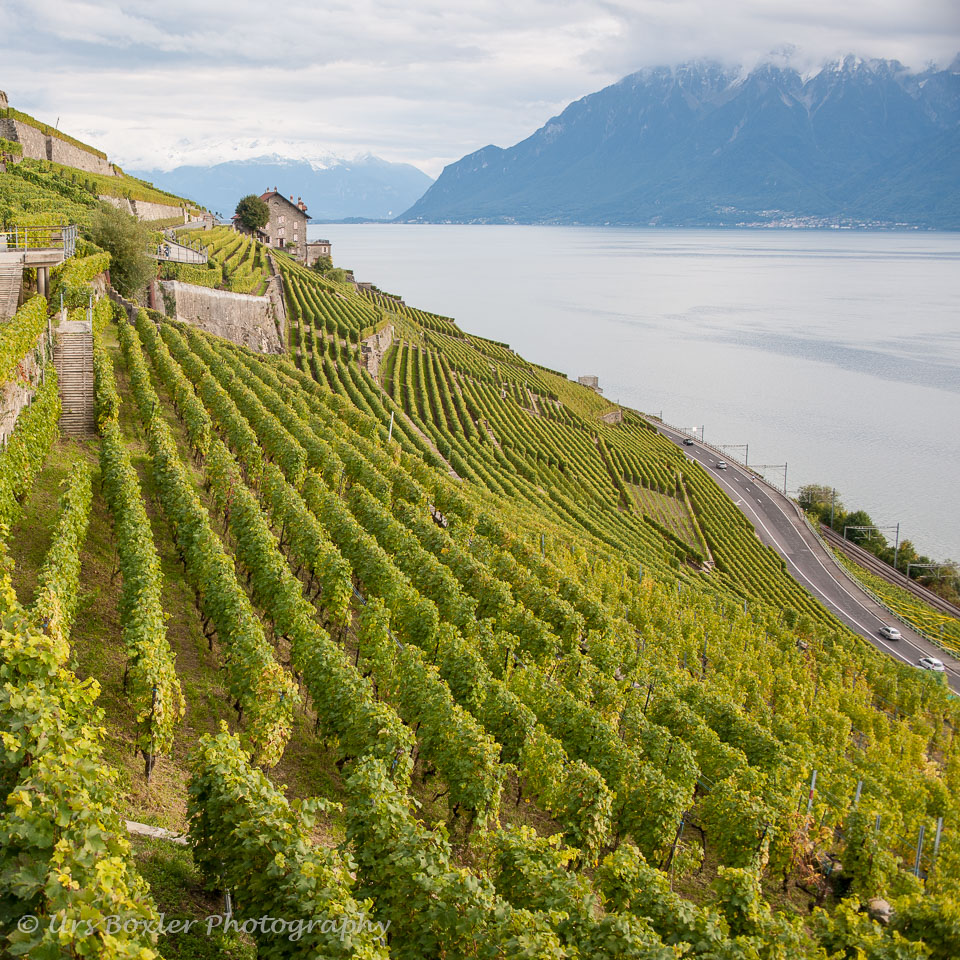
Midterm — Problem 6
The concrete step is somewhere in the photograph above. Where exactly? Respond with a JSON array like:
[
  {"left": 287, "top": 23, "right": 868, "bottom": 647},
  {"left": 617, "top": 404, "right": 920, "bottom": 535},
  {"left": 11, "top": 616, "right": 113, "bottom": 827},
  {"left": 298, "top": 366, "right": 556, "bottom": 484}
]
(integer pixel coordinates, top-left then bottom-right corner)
[{"left": 0, "top": 262, "right": 23, "bottom": 321}]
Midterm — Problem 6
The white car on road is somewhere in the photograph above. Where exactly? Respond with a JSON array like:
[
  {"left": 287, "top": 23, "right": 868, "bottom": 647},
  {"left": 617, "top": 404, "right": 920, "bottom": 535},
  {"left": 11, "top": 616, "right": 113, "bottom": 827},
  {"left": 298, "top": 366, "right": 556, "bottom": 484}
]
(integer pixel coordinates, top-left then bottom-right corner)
[
  {"left": 878, "top": 625, "right": 901, "bottom": 641},
  {"left": 918, "top": 657, "right": 945, "bottom": 672},
  {"left": 715, "top": 460, "right": 728, "bottom": 470}
]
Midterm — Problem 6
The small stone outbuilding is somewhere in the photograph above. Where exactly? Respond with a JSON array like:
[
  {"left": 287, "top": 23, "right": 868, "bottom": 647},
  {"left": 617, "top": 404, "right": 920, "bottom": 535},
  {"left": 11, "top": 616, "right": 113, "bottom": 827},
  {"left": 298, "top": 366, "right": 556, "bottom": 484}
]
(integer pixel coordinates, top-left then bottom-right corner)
[{"left": 306, "top": 238, "right": 332, "bottom": 266}]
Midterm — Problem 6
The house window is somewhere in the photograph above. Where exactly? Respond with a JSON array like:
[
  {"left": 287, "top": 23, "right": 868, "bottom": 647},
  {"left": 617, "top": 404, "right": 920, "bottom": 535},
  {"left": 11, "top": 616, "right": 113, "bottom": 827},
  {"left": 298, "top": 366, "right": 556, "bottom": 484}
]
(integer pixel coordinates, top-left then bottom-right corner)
[
  {"left": 278, "top": 227, "right": 285, "bottom": 237},
  {"left": 279, "top": 215, "right": 286, "bottom": 224},
  {"left": 294, "top": 233, "right": 298, "bottom": 242}
]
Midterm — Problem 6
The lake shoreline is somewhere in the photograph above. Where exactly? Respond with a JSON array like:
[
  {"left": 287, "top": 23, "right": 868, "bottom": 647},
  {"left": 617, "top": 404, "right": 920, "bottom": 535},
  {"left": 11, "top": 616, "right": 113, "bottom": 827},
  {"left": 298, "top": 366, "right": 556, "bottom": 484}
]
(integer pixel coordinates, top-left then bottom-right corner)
[{"left": 308, "top": 224, "right": 960, "bottom": 560}]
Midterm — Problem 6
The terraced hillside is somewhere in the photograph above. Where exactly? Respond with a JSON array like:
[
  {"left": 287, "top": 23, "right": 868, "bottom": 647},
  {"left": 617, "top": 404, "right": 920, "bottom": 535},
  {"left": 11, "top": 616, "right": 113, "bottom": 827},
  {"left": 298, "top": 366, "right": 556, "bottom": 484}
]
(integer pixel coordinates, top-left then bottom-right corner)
[
  {"left": 165, "top": 225, "right": 273, "bottom": 294},
  {"left": 1, "top": 208, "right": 959, "bottom": 954},
  {"left": 0, "top": 153, "right": 202, "bottom": 228},
  {"left": 1, "top": 97, "right": 203, "bottom": 227}
]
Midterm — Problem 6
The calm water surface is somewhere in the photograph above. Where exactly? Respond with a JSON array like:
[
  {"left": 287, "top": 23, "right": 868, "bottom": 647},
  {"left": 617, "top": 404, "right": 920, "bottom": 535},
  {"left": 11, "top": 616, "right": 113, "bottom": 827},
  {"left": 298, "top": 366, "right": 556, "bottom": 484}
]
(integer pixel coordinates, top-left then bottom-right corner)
[{"left": 308, "top": 225, "right": 960, "bottom": 560}]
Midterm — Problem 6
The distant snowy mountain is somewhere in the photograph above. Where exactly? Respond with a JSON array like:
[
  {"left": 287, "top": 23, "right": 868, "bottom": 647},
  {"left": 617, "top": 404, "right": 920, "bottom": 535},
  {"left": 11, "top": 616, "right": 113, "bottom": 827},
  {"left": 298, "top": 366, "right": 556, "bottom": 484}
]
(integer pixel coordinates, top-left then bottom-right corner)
[
  {"left": 131, "top": 155, "right": 433, "bottom": 221},
  {"left": 399, "top": 56, "right": 960, "bottom": 227}
]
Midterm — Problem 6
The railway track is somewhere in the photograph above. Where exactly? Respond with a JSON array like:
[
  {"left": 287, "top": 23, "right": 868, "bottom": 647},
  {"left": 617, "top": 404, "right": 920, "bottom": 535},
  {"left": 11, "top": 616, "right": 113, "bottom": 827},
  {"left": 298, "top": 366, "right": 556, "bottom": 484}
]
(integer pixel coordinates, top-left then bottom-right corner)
[{"left": 820, "top": 525, "right": 960, "bottom": 620}]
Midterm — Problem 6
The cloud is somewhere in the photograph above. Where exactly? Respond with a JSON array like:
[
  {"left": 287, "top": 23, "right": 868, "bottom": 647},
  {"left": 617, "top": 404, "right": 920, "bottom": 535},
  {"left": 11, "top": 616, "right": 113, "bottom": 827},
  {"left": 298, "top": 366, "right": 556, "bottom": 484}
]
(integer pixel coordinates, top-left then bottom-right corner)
[{"left": 1, "top": 0, "right": 957, "bottom": 175}]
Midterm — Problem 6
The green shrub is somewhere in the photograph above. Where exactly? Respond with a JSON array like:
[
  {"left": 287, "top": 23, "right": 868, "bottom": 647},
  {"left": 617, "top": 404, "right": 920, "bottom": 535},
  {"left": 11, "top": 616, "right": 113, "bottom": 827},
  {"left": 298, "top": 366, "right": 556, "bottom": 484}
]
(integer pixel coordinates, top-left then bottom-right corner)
[{"left": 87, "top": 202, "right": 152, "bottom": 297}]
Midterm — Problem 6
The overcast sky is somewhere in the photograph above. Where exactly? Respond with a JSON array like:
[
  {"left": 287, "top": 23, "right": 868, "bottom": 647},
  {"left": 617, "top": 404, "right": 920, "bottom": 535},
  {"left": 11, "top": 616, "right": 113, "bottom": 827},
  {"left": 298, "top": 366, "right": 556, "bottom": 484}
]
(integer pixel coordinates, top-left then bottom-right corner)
[{"left": 2, "top": 1, "right": 958, "bottom": 176}]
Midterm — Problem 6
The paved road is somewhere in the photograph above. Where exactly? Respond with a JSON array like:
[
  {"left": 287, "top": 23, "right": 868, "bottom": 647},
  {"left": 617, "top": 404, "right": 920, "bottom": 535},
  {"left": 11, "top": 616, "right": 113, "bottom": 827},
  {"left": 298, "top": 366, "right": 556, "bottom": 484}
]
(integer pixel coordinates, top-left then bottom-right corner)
[{"left": 653, "top": 423, "right": 960, "bottom": 694}]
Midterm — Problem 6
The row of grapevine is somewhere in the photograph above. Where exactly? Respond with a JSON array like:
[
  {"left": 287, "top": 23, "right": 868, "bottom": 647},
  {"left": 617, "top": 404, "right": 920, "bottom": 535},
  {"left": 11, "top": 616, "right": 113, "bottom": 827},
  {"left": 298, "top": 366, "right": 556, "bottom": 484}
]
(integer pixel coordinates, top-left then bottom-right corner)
[
  {"left": 93, "top": 319, "right": 186, "bottom": 771},
  {"left": 200, "top": 436, "right": 415, "bottom": 780},
  {"left": 100, "top": 418, "right": 186, "bottom": 771},
  {"left": 30, "top": 457, "right": 92, "bottom": 643},
  {"left": 189, "top": 328, "right": 692, "bottom": 859},
  {"left": 152, "top": 320, "right": 517, "bottom": 817},
  {"left": 0, "top": 294, "right": 48, "bottom": 383},
  {"left": 119, "top": 316, "right": 295, "bottom": 765},
  {"left": 188, "top": 728, "right": 391, "bottom": 959},
  {"left": 0, "top": 592, "right": 162, "bottom": 958},
  {"left": 0, "top": 370, "right": 60, "bottom": 532}
]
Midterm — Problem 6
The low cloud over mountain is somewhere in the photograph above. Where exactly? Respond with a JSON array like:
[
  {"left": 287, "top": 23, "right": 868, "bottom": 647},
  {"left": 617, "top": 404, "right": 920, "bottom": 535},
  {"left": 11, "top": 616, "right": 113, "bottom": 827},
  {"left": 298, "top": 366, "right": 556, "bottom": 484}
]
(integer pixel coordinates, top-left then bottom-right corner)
[{"left": 399, "top": 57, "right": 960, "bottom": 228}]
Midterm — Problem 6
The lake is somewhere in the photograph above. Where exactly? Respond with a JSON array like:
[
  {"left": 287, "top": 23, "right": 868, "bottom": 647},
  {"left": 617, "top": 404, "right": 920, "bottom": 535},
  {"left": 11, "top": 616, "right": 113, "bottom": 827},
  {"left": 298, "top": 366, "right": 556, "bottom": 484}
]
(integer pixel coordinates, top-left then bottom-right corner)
[{"left": 308, "top": 224, "right": 960, "bottom": 562}]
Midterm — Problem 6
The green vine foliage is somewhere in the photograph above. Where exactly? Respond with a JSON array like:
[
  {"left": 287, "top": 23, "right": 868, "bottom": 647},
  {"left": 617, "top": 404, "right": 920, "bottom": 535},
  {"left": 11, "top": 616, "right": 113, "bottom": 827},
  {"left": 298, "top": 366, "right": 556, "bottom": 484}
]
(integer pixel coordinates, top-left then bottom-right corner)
[
  {"left": 119, "top": 317, "right": 294, "bottom": 766},
  {"left": 135, "top": 313, "right": 211, "bottom": 457},
  {"left": 202, "top": 436, "right": 412, "bottom": 781},
  {"left": 0, "top": 370, "right": 60, "bottom": 535},
  {"left": 0, "top": 295, "right": 47, "bottom": 385},
  {"left": 50, "top": 252, "right": 111, "bottom": 310},
  {"left": 811, "top": 899, "right": 927, "bottom": 960},
  {"left": 31, "top": 457, "right": 92, "bottom": 644},
  {"left": 484, "top": 826, "right": 674, "bottom": 960},
  {"left": 91, "top": 297, "right": 120, "bottom": 430},
  {"left": 889, "top": 895, "right": 960, "bottom": 960},
  {"left": 0, "top": 599, "right": 161, "bottom": 958},
  {"left": 598, "top": 843, "right": 723, "bottom": 949},
  {"left": 345, "top": 756, "right": 567, "bottom": 960},
  {"left": 100, "top": 416, "right": 185, "bottom": 767},
  {"left": 188, "top": 727, "right": 390, "bottom": 960}
]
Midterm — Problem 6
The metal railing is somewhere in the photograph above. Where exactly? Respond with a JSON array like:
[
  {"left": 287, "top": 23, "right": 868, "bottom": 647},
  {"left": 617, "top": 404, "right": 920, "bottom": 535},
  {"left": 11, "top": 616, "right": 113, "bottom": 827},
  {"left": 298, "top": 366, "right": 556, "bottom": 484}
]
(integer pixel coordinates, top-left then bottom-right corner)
[
  {"left": 0, "top": 223, "right": 77, "bottom": 258},
  {"left": 150, "top": 239, "right": 208, "bottom": 265}
]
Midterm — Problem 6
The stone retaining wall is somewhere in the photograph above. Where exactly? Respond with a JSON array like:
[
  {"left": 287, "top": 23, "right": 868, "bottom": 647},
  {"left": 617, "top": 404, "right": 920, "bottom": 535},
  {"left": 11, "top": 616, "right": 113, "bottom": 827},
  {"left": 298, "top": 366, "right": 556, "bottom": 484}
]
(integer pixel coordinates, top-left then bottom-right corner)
[
  {"left": 160, "top": 280, "right": 283, "bottom": 354},
  {"left": 264, "top": 251, "right": 287, "bottom": 345},
  {"left": 0, "top": 118, "right": 117, "bottom": 177},
  {"left": 99, "top": 195, "right": 187, "bottom": 223},
  {"left": 360, "top": 323, "right": 394, "bottom": 379},
  {"left": 600, "top": 407, "right": 623, "bottom": 425}
]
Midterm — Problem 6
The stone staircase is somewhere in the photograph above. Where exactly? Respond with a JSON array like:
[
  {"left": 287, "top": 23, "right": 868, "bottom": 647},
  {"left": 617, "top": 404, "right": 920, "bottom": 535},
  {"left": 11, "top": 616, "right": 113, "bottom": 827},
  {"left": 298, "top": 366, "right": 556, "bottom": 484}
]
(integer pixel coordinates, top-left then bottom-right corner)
[
  {"left": 54, "top": 318, "right": 95, "bottom": 435},
  {"left": 0, "top": 255, "right": 23, "bottom": 321}
]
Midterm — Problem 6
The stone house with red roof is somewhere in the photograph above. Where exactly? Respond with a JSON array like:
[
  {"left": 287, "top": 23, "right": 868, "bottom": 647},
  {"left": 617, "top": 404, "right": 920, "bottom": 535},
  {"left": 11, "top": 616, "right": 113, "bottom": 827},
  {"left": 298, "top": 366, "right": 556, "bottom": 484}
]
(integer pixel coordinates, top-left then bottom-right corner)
[{"left": 258, "top": 188, "right": 310, "bottom": 262}]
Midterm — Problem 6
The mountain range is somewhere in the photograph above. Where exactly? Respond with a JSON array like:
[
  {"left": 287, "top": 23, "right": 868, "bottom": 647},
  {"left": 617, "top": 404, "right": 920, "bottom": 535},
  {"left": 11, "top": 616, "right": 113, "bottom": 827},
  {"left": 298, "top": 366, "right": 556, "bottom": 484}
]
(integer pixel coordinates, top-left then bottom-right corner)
[
  {"left": 399, "top": 56, "right": 960, "bottom": 228},
  {"left": 131, "top": 155, "right": 433, "bottom": 221}
]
